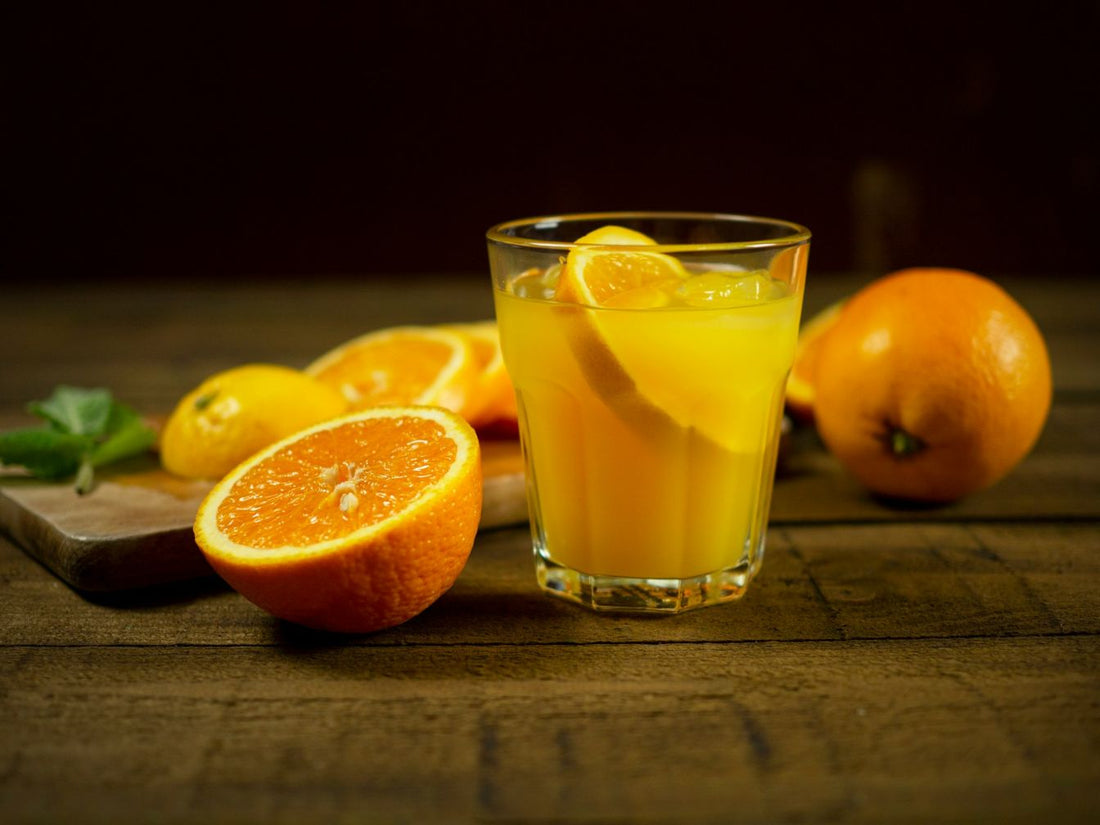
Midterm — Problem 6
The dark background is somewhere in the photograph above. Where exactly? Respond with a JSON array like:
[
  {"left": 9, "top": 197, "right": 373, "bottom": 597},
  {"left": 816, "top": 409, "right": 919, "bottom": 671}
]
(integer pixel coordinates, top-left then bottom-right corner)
[{"left": 6, "top": 2, "right": 1098, "bottom": 282}]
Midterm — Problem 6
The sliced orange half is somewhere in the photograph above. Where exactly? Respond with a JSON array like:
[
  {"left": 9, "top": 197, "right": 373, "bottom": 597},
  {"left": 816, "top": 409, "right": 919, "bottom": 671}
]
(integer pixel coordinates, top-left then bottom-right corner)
[
  {"left": 305, "top": 326, "right": 477, "bottom": 413},
  {"left": 785, "top": 299, "right": 845, "bottom": 423},
  {"left": 194, "top": 406, "right": 482, "bottom": 633},
  {"left": 443, "top": 320, "right": 518, "bottom": 431}
]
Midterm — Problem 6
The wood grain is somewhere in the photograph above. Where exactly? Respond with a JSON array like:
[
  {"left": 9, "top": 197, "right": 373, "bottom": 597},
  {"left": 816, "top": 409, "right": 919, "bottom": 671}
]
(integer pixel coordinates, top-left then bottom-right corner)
[
  {"left": 2, "top": 273, "right": 1097, "bottom": 825},
  {"left": 3, "top": 522, "right": 1097, "bottom": 647},
  {"left": 2, "top": 637, "right": 1096, "bottom": 823}
]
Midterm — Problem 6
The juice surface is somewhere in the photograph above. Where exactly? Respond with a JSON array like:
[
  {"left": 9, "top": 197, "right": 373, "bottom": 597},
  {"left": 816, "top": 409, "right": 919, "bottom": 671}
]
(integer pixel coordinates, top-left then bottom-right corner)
[{"left": 495, "top": 266, "right": 801, "bottom": 580}]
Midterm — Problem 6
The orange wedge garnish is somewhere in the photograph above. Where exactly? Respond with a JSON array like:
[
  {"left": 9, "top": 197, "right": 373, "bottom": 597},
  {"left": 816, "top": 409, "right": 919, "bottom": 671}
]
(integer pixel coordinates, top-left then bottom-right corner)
[{"left": 555, "top": 225, "right": 685, "bottom": 308}]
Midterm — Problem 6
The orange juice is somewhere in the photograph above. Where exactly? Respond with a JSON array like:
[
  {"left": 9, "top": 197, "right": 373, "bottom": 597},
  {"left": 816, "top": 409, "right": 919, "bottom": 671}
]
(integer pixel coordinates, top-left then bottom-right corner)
[{"left": 487, "top": 213, "right": 809, "bottom": 612}]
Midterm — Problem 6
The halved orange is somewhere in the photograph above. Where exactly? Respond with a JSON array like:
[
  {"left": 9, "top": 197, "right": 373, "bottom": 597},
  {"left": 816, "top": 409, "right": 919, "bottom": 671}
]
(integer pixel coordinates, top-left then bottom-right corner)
[
  {"left": 785, "top": 299, "right": 845, "bottom": 423},
  {"left": 305, "top": 326, "right": 477, "bottom": 414},
  {"left": 194, "top": 406, "right": 482, "bottom": 633},
  {"left": 443, "top": 321, "right": 518, "bottom": 431}
]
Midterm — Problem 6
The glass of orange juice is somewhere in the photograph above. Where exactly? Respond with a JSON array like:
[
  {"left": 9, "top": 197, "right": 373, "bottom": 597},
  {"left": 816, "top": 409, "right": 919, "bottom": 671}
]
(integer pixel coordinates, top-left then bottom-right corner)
[{"left": 487, "top": 212, "right": 810, "bottom": 613}]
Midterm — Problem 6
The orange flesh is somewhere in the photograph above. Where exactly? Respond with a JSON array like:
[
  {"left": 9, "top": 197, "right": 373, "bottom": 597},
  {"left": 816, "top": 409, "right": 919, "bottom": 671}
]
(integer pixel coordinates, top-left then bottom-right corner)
[
  {"left": 561, "top": 252, "right": 680, "bottom": 305},
  {"left": 465, "top": 333, "right": 495, "bottom": 370},
  {"left": 215, "top": 416, "right": 456, "bottom": 548},
  {"left": 312, "top": 339, "right": 455, "bottom": 404},
  {"left": 788, "top": 328, "right": 826, "bottom": 395}
]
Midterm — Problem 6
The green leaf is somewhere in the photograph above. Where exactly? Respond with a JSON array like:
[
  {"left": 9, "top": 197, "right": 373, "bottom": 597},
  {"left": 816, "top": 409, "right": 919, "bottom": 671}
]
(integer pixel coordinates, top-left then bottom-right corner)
[
  {"left": 28, "top": 386, "right": 113, "bottom": 436},
  {"left": 74, "top": 460, "right": 96, "bottom": 496},
  {"left": 88, "top": 412, "right": 157, "bottom": 468},
  {"left": 103, "top": 398, "right": 143, "bottom": 435},
  {"left": 3, "top": 388, "right": 158, "bottom": 493},
  {"left": 0, "top": 428, "right": 91, "bottom": 479}
]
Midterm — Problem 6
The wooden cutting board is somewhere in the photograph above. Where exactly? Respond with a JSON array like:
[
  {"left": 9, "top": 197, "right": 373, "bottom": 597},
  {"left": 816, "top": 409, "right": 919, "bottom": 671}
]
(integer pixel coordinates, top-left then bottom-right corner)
[{"left": 0, "top": 439, "right": 528, "bottom": 592}]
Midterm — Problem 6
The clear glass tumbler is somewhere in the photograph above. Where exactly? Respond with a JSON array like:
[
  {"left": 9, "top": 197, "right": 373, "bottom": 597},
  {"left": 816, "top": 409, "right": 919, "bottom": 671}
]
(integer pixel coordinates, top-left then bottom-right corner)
[{"left": 487, "top": 212, "right": 810, "bottom": 613}]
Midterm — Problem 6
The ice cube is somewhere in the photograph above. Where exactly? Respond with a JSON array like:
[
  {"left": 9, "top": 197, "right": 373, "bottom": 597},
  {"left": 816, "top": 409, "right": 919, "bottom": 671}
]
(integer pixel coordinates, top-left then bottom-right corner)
[{"left": 676, "top": 269, "right": 784, "bottom": 307}]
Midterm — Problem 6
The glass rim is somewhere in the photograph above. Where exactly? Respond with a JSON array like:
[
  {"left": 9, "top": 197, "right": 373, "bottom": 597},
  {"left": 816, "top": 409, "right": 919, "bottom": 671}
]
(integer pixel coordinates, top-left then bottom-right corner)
[{"left": 486, "top": 211, "right": 811, "bottom": 253}]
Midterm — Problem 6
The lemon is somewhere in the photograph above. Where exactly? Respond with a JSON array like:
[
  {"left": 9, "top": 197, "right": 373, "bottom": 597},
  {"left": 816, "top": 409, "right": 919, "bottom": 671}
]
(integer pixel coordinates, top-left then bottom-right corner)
[{"left": 160, "top": 364, "right": 349, "bottom": 480}]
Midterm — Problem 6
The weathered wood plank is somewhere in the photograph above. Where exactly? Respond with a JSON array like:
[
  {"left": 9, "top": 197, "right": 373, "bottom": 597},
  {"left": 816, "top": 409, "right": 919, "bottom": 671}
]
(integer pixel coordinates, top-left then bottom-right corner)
[
  {"left": 3, "top": 522, "right": 1097, "bottom": 647},
  {"left": 2, "top": 273, "right": 1098, "bottom": 825},
  {"left": 2, "top": 637, "right": 1096, "bottom": 824},
  {"left": 777, "top": 522, "right": 1100, "bottom": 641}
]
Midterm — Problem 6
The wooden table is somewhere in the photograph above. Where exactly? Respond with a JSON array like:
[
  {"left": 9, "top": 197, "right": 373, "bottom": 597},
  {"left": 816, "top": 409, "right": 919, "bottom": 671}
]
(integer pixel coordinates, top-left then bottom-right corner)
[{"left": 2, "top": 272, "right": 1097, "bottom": 823}]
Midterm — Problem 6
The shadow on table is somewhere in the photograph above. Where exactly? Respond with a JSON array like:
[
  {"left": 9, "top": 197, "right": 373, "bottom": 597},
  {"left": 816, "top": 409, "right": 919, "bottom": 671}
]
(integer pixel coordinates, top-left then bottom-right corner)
[
  {"left": 268, "top": 588, "right": 564, "bottom": 652},
  {"left": 73, "top": 570, "right": 230, "bottom": 608}
]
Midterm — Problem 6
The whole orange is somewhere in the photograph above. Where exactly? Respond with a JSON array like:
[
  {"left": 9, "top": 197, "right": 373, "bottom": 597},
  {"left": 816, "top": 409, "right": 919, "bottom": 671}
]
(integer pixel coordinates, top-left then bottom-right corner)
[{"left": 813, "top": 268, "right": 1051, "bottom": 502}]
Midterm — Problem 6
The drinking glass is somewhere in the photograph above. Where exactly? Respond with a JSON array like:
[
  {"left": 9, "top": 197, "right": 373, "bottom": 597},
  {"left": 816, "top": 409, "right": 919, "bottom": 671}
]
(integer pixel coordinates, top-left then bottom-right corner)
[{"left": 487, "top": 212, "right": 810, "bottom": 613}]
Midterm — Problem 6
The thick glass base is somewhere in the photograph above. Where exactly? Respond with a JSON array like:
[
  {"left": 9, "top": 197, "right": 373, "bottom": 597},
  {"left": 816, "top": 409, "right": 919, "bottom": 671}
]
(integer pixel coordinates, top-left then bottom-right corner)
[{"left": 534, "top": 547, "right": 759, "bottom": 614}]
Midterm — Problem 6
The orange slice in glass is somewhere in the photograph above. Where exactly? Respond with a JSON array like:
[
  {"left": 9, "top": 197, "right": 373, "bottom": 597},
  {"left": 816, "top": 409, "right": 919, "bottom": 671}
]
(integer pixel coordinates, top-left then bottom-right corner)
[
  {"left": 550, "top": 225, "right": 796, "bottom": 450},
  {"left": 550, "top": 226, "right": 697, "bottom": 436},
  {"left": 555, "top": 225, "right": 684, "bottom": 308}
]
